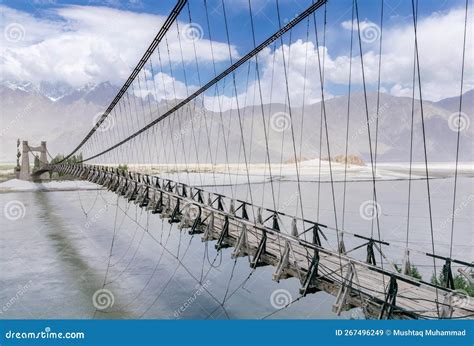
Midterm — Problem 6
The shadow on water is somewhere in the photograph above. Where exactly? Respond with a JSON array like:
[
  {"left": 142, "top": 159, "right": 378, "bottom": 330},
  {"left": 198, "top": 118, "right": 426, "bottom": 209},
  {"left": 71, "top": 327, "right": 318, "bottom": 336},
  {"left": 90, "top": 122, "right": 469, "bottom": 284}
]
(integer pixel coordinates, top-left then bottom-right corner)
[
  {"left": 32, "top": 191, "right": 135, "bottom": 318},
  {"left": 31, "top": 190, "right": 225, "bottom": 319}
]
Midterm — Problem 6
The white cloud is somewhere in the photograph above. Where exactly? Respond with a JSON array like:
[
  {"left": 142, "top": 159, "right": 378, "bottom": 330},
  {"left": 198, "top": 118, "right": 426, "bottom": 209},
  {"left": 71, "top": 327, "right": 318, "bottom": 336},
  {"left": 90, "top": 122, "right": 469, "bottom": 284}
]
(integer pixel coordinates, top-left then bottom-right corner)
[
  {"left": 133, "top": 71, "right": 199, "bottom": 102},
  {"left": 203, "top": 41, "right": 326, "bottom": 112},
  {"left": 0, "top": 4, "right": 471, "bottom": 104},
  {"left": 339, "top": 7, "right": 473, "bottom": 101},
  {"left": 0, "top": 5, "right": 237, "bottom": 88},
  {"left": 208, "top": 5, "right": 474, "bottom": 111}
]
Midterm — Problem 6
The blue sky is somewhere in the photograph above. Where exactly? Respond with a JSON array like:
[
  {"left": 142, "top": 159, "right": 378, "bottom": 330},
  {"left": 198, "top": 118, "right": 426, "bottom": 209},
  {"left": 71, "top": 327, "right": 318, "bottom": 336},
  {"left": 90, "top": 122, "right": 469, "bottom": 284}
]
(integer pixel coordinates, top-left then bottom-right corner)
[
  {"left": 1, "top": 0, "right": 472, "bottom": 102},
  {"left": 2, "top": 0, "right": 465, "bottom": 54}
]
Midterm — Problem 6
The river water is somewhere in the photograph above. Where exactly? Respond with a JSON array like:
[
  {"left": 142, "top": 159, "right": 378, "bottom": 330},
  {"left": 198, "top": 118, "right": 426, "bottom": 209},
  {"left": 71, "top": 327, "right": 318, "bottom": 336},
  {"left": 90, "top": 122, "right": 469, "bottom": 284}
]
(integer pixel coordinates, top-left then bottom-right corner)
[{"left": 0, "top": 176, "right": 472, "bottom": 319}]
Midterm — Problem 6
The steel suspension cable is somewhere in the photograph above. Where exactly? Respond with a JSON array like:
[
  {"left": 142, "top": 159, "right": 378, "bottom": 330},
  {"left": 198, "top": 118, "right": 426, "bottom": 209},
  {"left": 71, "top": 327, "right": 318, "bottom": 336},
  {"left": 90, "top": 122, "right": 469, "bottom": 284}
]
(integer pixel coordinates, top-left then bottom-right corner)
[
  {"left": 449, "top": 0, "right": 469, "bottom": 259},
  {"left": 354, "top": 0, "right": 384, "bottom": 276},
  {"left": 370, "top": 0, "right": 384, "bottom": 238},
  {"left": 341, "top": 0, "right": 355, "bottom": 231},
  {"left": 61, "top": 0, "right": 187, "bottom": 162},
  {"left": 311, "top": 3, "right": 342, "bottom": 253},
  {"left": 248, "top": 0, "right": 278, "bottom": 212},
  {"left": 405, "top": 0, "right": 418, "bottom": 262},
  {"left": 410, "top": 0, "right": 440, "bottom": 314},
  {"left": 78, "top": 0, "right": 327, "bottom": 163},
  {"left": 315, "top": 3, "right": 326, "bottom": 223},
  {"left": 276, "top": 0, "right": 306, "bottom": 222}
]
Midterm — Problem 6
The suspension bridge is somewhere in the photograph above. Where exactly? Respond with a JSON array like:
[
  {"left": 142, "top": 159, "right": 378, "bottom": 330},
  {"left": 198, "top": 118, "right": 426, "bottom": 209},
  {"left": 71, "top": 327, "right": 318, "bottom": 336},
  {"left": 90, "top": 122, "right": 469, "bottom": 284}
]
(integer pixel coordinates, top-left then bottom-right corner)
[{"left": 32, "top": 0, "right": 473, "bottom": 319}]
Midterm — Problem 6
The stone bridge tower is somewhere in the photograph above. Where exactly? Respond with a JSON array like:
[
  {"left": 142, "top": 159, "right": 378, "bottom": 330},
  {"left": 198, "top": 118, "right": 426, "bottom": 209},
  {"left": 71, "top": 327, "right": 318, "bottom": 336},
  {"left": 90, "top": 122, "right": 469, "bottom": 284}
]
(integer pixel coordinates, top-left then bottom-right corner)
[{"left": 19, "top": 140, "right": 49, "bottom": 181}]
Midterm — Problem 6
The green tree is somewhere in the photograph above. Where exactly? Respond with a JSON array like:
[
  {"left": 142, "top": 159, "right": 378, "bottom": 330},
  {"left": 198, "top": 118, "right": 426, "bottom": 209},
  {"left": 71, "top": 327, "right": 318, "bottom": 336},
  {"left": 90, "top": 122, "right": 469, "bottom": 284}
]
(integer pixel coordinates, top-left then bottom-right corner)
[
  {"left": 117, "top": 164, "right": 128, "bottom": 173},
  {"left": 431, "top": 272, "right": 474, "bottom": 297},
  {"left": 33, "top": 155, "right": 40, "bottom": 172},
  {"left": 49, "top": 153, "right": 83, "bottom": 178},
  {"left": 394, "top": 263, "right": 422, "bottom": 280}
]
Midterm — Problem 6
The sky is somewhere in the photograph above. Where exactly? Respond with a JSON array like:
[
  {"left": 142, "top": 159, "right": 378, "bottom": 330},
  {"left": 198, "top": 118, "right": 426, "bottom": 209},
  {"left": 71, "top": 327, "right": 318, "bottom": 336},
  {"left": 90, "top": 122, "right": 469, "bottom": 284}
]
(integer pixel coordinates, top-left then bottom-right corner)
[{"left": 0, "top": 0, "right": 472, "bottom": 104}]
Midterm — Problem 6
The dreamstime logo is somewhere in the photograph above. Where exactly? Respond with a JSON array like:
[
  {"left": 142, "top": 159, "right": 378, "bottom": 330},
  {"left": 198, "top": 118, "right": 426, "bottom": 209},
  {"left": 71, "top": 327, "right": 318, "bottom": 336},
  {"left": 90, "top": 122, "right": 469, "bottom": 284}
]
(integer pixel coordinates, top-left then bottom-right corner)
[
  {"left": 351, "top": 102, "right": 390, "bottom": 142},
  {"left": 4, "top": 326, "right": 85, "bottom": 340},
  {"left": 270, "top": 288, "right": 292, "bottom": 309},
  {"left": 270, "top": 112, "right": 291, "bottom": 132},
  {"left": 360, "top": 23, "right": 381, "bottom": 43},
  {"left": 439, "top": 194, "right": 473, "bottom": 232},
  {"left": 0, "top": 280, "right": 33, "bottom": 314},
  {"left": 173, "top": 279, "right": 211, "bottom": 318},
  {"left": 4, "top": 23, "right": 25, "bottom": 43},
  {"left": 93, "top": 112, "right": 115, "bottom": 132},
  {"left": 84, "top": 205, "right": 108, "bottom": 230},
  {"left": 283, "top": 13, "right": 298, "bottom": 24},
  {"left": 359, "top": 200, "right": 381, "bottom": 221},
  {"left": 448, "top": 112, "right": 470, "bottom": 132},
  {"left": 0, "top": 102, "right": 33, "bottom": 137},
  {"left": 182, "top": 23, "right": 204, "bottom": 42},
  {"left": 280, "top": 192, "right": 299, "bottom": 213},
  {"left": 181, "top": 202, "right": 200, "bottom": 221},
  {"left": 172, "top": 110, "right": 204, "bottom": 142},
  {"left": 4, "top": 200, "right": 26, "bottom": 221},
  {"left": 92, "top": 289, "right": 115, "bottom": 310}
]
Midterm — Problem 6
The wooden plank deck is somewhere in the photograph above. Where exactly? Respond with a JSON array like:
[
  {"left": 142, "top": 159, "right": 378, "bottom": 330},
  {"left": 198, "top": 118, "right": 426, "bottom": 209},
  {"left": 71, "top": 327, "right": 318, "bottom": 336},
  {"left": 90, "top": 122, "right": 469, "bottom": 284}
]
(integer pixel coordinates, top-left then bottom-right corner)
[{"left": 58, "top": 164, "right": 474, "bottom": 320}]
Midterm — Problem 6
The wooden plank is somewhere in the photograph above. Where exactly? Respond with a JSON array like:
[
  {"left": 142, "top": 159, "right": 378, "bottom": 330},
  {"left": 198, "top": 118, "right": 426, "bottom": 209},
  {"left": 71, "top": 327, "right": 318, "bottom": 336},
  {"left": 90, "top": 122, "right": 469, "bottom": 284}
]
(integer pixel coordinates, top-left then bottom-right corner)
[{"left": 57, "top": 164, "right": 474, "bottom": 320}]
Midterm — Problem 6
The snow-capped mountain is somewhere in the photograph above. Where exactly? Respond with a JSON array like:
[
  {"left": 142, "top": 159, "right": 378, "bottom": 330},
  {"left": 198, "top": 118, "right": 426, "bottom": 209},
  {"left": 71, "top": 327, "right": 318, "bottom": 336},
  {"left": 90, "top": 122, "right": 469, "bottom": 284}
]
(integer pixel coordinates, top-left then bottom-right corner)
[
  {"left": 1, "top": 80, "right": 119, "bottom": 105},
  {"left": 0, "top": 79, "right": 472, "bottom": 164},
  {"left": 2, "top": 81, "right": 39, "bottom": 94},
  {"left": 58, "top": 82, "right": 118, "bottom": 105},
  {"left": 39, "top": 81, "right": 75, "bottom": 102},
  {"left": 0, "top": 81, "right": 119, "bottom": 162}
]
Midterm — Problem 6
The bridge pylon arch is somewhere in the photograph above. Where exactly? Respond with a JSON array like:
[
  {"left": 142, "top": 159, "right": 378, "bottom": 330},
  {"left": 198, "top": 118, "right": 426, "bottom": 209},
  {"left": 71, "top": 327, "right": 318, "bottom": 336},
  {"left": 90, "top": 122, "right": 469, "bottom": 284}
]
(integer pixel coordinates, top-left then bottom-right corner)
[{"left": 19, "top": 140, "right": 49, "bottom": 181}]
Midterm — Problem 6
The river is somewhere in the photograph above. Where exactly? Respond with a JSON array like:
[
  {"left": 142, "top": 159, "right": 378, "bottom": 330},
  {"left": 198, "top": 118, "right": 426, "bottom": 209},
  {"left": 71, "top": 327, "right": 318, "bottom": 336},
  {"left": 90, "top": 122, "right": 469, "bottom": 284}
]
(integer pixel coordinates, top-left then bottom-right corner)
[{"left": 0, "top": 175, "right": 472, "bottom": 319}]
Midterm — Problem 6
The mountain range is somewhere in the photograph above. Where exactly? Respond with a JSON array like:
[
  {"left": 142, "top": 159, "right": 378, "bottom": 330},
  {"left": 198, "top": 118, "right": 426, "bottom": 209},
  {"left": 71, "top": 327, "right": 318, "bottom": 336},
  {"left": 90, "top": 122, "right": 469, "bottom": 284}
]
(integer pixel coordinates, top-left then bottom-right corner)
[{"left": 0, "top": 80, "right": 472, "bottom": 164}]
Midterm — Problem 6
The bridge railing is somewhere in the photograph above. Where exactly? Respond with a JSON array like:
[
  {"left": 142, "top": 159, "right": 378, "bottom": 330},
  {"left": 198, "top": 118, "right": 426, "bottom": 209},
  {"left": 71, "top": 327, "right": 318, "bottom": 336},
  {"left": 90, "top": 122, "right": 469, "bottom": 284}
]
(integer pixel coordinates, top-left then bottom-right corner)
[{"left": 52, "top": 162, "right": 474, "bottom": 319}]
